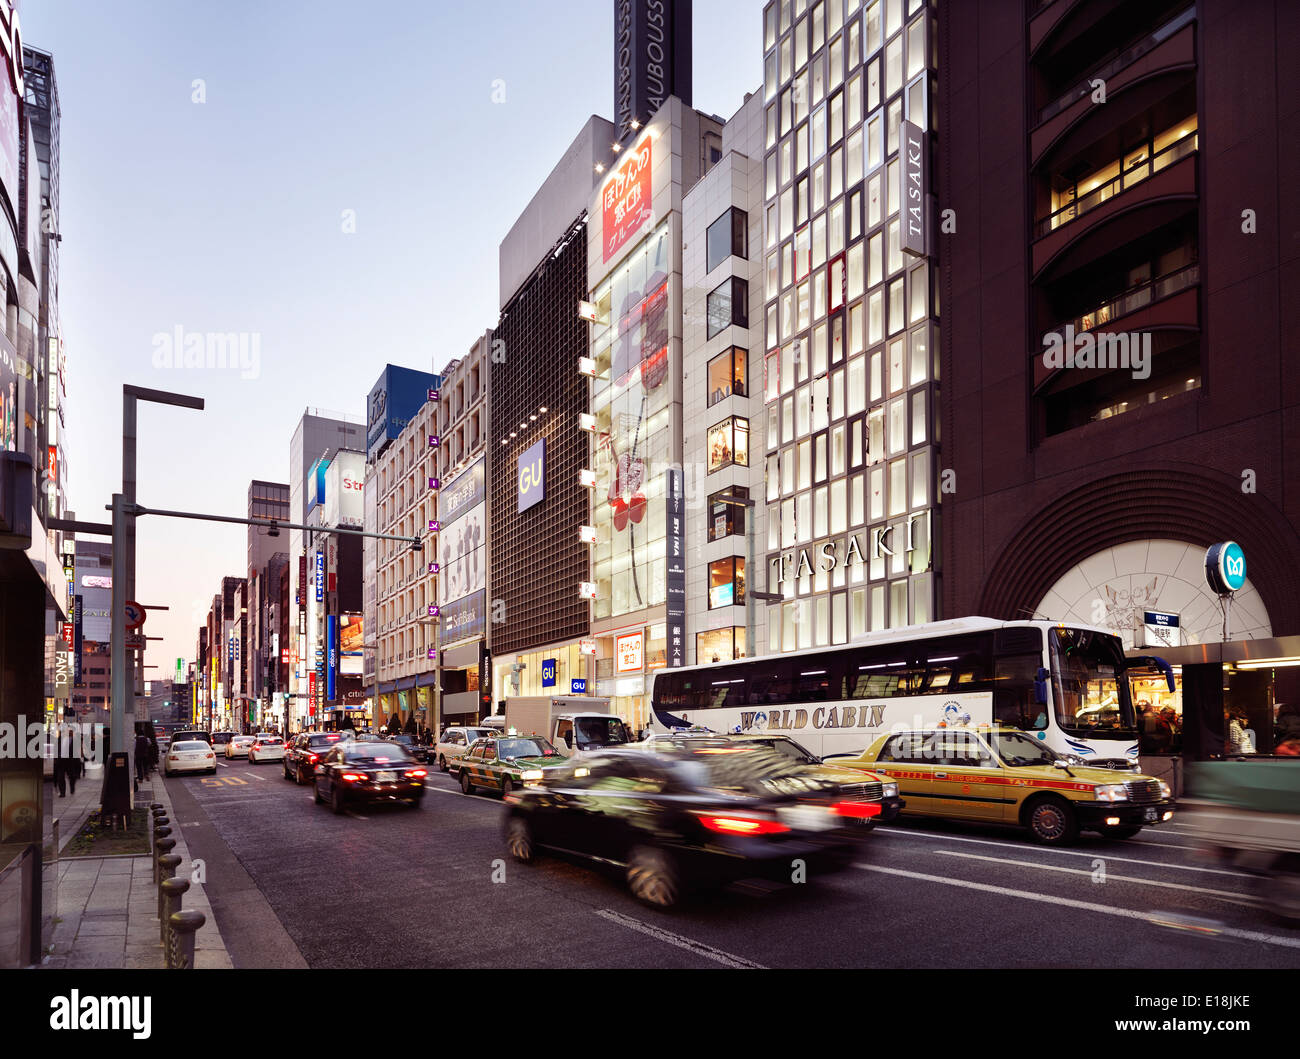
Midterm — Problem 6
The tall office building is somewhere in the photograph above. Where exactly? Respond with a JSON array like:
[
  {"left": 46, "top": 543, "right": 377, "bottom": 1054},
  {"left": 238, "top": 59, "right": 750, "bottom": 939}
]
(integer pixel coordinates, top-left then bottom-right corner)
[
  {"left": 939, "top": 0, "right": 1299, "bottom": 750},
  {"left": 489, "top": 116, "right": 614, "bottom": 712},
  {"left": 245, "top": 480, "right": 288, "bottom": 728},
  {"left": 288, "top": 410, "right": 364, "bottom": 730}
]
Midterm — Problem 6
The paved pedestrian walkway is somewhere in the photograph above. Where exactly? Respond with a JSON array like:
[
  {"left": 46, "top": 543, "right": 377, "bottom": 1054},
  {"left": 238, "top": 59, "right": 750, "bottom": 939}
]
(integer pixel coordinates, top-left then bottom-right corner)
[{"left": 41, "top": 766, "right": 233, "bottom": 969}]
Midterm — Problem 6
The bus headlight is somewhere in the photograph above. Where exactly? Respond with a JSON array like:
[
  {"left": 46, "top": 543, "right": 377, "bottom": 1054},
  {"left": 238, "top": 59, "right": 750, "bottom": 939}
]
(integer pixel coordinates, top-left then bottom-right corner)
[
  {"left": 1094, "top": 784, "right": 1129, "bottom": 802},
  {"left": 882, "top": 782, "right": 899, "bottom": 799}
]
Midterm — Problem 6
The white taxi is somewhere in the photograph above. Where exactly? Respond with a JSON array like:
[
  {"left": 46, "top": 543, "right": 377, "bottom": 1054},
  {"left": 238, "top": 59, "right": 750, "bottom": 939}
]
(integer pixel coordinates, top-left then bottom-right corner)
[
  {"left": 165, "top": 740, "right": 217, "bottom": 777},
  {"left": 248, "top": 734, "right": 286, "bottom": 764}
]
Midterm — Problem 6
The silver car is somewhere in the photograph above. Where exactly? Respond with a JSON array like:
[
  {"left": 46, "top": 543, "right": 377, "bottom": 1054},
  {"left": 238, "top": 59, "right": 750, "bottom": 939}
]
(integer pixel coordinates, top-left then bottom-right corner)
[{"left": 435, "top": 727, "right": 497, "bottom": 774}]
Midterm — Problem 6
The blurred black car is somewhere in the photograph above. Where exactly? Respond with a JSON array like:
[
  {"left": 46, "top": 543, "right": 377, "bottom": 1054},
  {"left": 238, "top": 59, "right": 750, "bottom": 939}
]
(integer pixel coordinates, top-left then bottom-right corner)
[
  {"left": 503, "top": 745, "right": 877, "bottom": 908},
  {"left": 313, "top": 740, "right": 427, "bottom": 813},
  {"left": 386, "top": 733, "right": 429, "bottom": 763},
  {"left": 284, "top": 731, "right": 346, "bottom": 784}
]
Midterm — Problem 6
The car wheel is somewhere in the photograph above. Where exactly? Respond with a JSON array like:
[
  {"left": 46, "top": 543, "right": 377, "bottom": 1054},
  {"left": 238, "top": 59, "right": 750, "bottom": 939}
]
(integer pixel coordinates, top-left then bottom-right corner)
[
  {"left": 1026, "top": 797, "right": 1078, "bottom": 846},
  {"left": 331, "top": 785, "right": 346, "bottom": 815},
  {"left": 626, "top": 846, "right": 681, "bottom": 909},
  {"left": 1266, "top": 861, "right": 1300, "bottom": 924},
  {"left": 460, "top": 770, "right": 474, "bottom": 795},
  {"left": 502, "top": 777, "right": 515, "bottom": 797},
  {"left": 506, "top": 816, "right": 535, "bottom": 863},
  {"left": 408, "top": 795, "right": 423, "bottom": 809},
  {"left": 439, "top": 755, "right": 448, "bottom": 773},
  {"left": 295, "top": 766, "right": 305, "bottom": 786},
  {"left": 313, "top": 781, "right": 323, "bottom": 805},
  {"left": 1102, "top": 825, "right": 1142, "bottom": 840}
]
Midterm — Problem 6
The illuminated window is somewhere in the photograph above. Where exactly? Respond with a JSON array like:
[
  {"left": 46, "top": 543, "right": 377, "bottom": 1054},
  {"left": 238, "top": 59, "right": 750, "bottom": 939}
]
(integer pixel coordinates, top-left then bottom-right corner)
[
  {"left": 707, "top": 417, "right": 751, "bottom": 472},
  {"left": 708, "top": 557, "right": 747, "bottom": 610},
  {"left": 707, "top": 347, "right": 748, "bottom": 406}
]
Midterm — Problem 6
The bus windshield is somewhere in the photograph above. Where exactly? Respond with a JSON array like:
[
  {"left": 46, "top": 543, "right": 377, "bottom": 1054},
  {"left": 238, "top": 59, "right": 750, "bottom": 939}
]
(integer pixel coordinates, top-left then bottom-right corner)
[{"left": 1050, "top": 627, "right": 1135, "bottom": 735}]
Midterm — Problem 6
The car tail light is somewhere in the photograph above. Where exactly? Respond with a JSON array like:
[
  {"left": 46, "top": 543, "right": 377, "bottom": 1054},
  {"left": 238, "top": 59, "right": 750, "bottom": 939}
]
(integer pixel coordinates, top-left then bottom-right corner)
[
  {"left": 404, "top": 769, "right": 427, "bottom": 778},
  {"left": 204, "top": 753, "right": 214, "bottom": 760},
  {"left": 832, "top": 801, "right": 881, "bottom": 820},
  {"left": 340, "top": 772, "right": 367, "bottom": 782},
  {"left": 308, "top": 754, "right": 319, "bottom": 763},
  {"left": 692, "top": 812, "right": 790, "bottom": 836}
]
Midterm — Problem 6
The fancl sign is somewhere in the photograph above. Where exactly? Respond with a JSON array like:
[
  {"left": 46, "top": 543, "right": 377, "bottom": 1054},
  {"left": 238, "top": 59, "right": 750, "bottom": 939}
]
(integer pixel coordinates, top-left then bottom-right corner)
[
  {"left": 1205, "top": 541, "right": 1246, "bottom": 595},
  {"left": 518, "top": 438, "right": 546, "bottom": 513}
]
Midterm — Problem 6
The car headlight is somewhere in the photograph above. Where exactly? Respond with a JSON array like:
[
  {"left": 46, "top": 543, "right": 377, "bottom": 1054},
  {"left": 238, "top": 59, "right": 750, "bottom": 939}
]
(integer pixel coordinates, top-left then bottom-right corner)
[
  {"left": 1094, "top": 784, "right": 1129, "bottom": 802},
  {"left": 1157, "top": 780, "right": 1172, "bottom": 800},
  {"left": 882, "top": 782, "right": 899, "bottom": 798},
  {"left": 521, "top": 770, "right": 544, "bottom": 781}
]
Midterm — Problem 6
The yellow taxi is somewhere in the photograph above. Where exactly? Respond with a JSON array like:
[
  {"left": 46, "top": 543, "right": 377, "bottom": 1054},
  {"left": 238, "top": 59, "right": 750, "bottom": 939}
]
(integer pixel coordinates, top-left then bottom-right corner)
[{"left": 836, "top": 726, "right": 1174, "bottom": 845}]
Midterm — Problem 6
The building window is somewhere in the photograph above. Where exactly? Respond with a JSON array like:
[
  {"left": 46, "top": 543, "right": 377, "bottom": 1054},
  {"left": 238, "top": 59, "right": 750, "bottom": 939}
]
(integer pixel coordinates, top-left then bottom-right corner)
[
  {"left": 707, "top": 277, "right": 750, "bottom": 339},
  {"left": 707, "top": 207, "right": 748, "bottom": 274},
  {"left": 708, "top": 557, "right": 747, "bottom": 609},
  {"left": 697, "top": 626, "right": 746, "bottom": 663},
  {"left": 707, "top": 417, "right": 750, "bottom": 472},
  {"left": 707, "top": 347, "right": 748, "bottom": 406},
  {"left": 707, "top": 486, "right": 748, "bottom": 542}
]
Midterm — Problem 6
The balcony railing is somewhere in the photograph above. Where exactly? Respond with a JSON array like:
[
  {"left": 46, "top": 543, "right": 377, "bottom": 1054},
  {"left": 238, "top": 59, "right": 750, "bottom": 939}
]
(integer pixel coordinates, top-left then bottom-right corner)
[
  {"left": 1037, "top": 6, "right": 1195, "bottom": 124},
  {"left": 1035, "top": 128, "right": 1197, "bottom": 238},
  {"left": 1039, "top": 262, "right": 1199, "bottom": 348}
]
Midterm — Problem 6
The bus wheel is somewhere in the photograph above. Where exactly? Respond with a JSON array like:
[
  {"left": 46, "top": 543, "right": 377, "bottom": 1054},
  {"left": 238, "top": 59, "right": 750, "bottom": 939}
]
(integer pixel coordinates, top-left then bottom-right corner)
[{"left": 1025, "top": 797, "right": 1078, "bottom": 846}]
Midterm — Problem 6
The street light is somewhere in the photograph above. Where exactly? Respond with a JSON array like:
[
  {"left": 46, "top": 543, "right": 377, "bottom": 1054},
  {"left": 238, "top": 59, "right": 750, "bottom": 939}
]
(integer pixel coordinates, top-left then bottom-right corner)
[{"left": 714, "top": 493, "right": 783, "bottom": 659}]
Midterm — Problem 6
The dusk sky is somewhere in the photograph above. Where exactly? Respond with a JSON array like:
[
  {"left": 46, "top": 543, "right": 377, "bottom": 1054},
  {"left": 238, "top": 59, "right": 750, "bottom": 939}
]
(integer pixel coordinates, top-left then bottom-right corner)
[{"left": 25, "top": 0, "right": 763, "bottom": 679}]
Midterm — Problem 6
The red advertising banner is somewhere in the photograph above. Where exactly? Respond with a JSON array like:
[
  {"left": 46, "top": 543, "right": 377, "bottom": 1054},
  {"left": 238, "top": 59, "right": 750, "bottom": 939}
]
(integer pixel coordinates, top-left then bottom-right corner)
[
  {"left": 602, "top": 135, "right": 653, "bottom": 263},
  {"left": 60, "top": 623, "right": 74, "bottom": 650},
  {"left": 308, "top": 672, "right": 316, "bottom": 715},
  {"left": 47, "top": 445, "right": 57, "bottom": 483}
]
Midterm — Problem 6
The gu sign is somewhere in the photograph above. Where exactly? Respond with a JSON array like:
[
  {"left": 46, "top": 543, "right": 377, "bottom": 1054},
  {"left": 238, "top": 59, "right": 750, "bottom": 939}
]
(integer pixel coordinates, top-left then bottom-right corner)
[
  {"left": 900, "top": 120, "right": 927, "bottom": 258},
  {"left": 518, "top": 439, "right": 546, "bottom": 513}
]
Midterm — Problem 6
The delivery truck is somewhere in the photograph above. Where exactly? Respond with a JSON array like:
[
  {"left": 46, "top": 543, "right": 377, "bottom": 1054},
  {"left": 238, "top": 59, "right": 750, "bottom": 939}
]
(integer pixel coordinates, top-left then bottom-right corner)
[{"left": 500, "top": 696, "right": 635, "bottom": 758}]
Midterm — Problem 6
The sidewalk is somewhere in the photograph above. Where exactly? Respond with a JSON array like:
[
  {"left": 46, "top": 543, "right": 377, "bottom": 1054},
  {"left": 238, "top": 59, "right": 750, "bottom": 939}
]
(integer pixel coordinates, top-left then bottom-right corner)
[{"left": 41, "top": 766, "right": 233, "bottom": 969}]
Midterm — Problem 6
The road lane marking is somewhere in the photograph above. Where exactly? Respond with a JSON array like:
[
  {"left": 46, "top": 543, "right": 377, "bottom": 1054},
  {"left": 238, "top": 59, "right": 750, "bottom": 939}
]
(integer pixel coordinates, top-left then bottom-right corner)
[
  {"left": 1124, "top": 836, "right": 1204, "bottom": 850},
  {"left": 594, "top": 909, "right": 766, "bottom": 968},
  {"left": 873, "top": 827, "right": 1249, "bottom": 878},
  {"left": 932, "top": 850, "right": 1255, "bottom": 903},
  {"left": 854, "top": 864, "right": 1300, "bottom": 950}
]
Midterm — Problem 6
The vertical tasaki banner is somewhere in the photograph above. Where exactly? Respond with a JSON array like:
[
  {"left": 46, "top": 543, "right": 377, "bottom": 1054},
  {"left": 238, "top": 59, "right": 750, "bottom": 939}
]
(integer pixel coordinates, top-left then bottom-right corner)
[
  {"left": 518, "top": 439, "right": 546, "bottom": 513},
  {"left": 602, "top": 135, "right": 653, "bottom": 263},
  {"left": 665, "top": 467, "right": 685, "bottom": 666},
  {"left": 900, "top": 120, "right": 927, "bottom": 258}
]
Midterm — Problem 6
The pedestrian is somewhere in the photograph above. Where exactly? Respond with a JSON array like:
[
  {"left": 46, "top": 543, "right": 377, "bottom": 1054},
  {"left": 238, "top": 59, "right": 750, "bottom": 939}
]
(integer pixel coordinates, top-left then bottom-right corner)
[
  {"left": 1275, "top": 703, "right": 1300, "bottom": 744},
  {"left": 134, "top": 731, "right": 151, "bottom": 784},
  {"left": 1226, "top": 708, "right": 1252, "bottom": 755},
  {"left": 53, "top": 725, "right": 80, "bottom": 797}
]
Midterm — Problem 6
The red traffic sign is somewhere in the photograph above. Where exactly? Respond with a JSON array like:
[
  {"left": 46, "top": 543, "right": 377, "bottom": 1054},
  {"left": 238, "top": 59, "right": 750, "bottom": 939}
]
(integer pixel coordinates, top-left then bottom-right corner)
[{"left": 124, "top": 601, "right": 146, "bottom": 628}]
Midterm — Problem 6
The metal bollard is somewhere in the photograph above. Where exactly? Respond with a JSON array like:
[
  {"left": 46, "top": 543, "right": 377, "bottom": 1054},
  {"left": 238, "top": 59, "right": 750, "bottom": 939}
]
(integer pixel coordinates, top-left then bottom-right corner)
[
  {"left": 152, "top": 820, "right": 170, "bottom": 860},
  {"left": 160, "top": 877, "right": 190, "bottom": 944},
  {"left": 153, "top": 830, "right": 174, "bottom": 883},
  {"left": 155, "top": 840, "right": 177, "bottom": 888},
  {"left": 166, "top": 909, "right": 206, "bottom": 969}
]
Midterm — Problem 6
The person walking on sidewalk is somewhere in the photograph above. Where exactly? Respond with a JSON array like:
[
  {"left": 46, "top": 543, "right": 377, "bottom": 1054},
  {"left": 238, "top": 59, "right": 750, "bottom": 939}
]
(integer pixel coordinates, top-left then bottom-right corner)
[
  {"left": 134, "top": 731, "right": 152, "bottom": 784},
  {"left": 53, "top": 724, "right": 81, "bottom": 798}
]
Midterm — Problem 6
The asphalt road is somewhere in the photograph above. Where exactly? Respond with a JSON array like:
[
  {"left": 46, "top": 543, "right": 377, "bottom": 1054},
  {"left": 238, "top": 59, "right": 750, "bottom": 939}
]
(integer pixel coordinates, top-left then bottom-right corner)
[{"left": 163, "top": 758, "right": 1300, "bottom": 969}]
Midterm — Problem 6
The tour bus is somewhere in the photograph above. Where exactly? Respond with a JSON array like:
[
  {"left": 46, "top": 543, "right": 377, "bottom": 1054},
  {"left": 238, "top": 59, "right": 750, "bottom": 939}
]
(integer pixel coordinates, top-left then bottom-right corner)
[{"left": 649, "top": 618, "right": 1173, "bottom": 767}]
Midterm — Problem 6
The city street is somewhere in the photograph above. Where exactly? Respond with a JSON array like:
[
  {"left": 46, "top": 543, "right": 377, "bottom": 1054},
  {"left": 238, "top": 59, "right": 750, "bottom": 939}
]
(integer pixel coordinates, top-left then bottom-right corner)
[{"left": 163, "top": 765, "right": 1300, "bottom": 970}]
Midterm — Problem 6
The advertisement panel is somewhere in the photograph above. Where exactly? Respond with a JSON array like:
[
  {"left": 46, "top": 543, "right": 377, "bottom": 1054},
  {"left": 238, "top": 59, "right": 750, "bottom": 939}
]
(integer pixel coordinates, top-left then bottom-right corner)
[
  {"left": 327, "top": 614, "right": 337, "bottom": 702},
  {"left": 0, "top": 339, "right": 15, "bottom": 452},
  {"left": 518, "top": 438, "right": 545, "bottom": 513},
  {"left": 666, "top": 467, "right": 685, "bottom": 666},
  {"left": 441, "top": 590, "right": 486, "bottom": 646},
  {"left": 616, "top": 632, "right": 644, "bottom": 673},
  {"left": 440, "top": 457, "right": 485, "bottom": 527},
  {"left": 601, "top": 133, "right": 654, "bottom": 263},
  {"left": 0, "top": 0, "right": 18, "bottom": 284},
  {"left": 323, "top": 450, "right": 365, "bottom": 528},
  {"left": 339, "top": 613, "right": 363, "bottom": 676},
  {"left": 366, "top": 364, "right": 439, "bottom": 461},
  {"left": 440, "top": 503, "right": 485, "bottom": 606}
]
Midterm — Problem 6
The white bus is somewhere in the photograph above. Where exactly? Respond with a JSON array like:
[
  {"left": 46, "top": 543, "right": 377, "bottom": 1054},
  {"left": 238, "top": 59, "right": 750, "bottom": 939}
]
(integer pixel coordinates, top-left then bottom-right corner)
[{"left": 649, "top": 618, "right": 1173, "bottom": 767}]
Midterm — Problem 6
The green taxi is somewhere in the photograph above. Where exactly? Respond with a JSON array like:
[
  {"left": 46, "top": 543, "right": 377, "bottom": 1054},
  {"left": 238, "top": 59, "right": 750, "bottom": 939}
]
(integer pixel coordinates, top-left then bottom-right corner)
[
  {"left": 836, "top": 726, "right": 1174, "bottom": 845},
  {"left": 458, "top": 735, "right": 566, "bottom": 797}
]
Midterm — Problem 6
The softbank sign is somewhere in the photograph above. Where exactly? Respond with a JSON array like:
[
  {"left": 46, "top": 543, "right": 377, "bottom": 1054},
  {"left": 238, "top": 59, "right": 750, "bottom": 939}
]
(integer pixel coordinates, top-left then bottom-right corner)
[{"left": 1042, "top": 325, "right": 1151, "bottom": 381}]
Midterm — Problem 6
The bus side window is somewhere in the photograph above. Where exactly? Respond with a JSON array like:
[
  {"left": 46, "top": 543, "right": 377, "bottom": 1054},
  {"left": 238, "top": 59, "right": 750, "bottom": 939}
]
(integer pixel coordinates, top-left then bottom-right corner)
[{"left": 993, "top": 654, "right": 1043, "bottom": 730}]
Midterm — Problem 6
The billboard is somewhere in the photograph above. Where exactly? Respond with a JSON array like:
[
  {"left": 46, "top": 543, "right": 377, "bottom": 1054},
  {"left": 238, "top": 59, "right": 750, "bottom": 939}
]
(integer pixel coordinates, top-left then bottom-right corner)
[
  {"left": 366, "top": 364, "right": 440, "bottom": 461},
  {"left": 601, "top": 133, "right": 653, "bottom": 263},
  {"left": 518, "top": 439, "right": 545, "bottom": 512},
  {"left": 323, "top": 449, "right": 364, "bottom": 528},
  {"left": 613, "top": 0, "right": 692, "bottom": 140},
  {"left": 439, "top": 458, "right": 486, "bottom": 647},
  {"left": 339, "top": 613, "right": 363, "bottom": 676}
]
